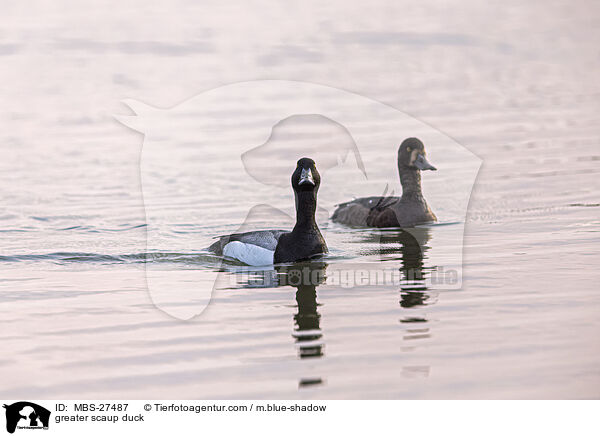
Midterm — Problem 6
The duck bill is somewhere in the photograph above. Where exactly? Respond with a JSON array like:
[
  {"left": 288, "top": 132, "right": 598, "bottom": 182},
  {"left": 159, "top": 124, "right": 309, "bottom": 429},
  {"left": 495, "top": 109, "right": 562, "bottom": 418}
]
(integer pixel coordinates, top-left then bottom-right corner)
[
  {"left": 299, "top": 168, "right": 315, "bottom": 185},
  {"left": 414, "top": 154, "right": 437, "bottom": 171}
]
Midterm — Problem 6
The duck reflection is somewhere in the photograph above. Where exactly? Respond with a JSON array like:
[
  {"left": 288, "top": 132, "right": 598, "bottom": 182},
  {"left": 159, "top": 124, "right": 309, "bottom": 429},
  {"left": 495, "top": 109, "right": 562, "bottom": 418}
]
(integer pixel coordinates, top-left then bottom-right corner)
[
  {"left": 230, "top": 261, "right": 327, "bottom": 387},
  {"left": 387, "top": 228, "right": 431, "bottom": 309},
  {"left": 379, "top": 229, "right": 433, "bottom": 369},
  {"left": 276, "top": 261, "right": 327, "bottom": 388},
  {"left": 357, "top": 227, "right": 433, "bottom": 310},
  {"left": 275, "top": 261, "right": 327, "bottom": 360}
]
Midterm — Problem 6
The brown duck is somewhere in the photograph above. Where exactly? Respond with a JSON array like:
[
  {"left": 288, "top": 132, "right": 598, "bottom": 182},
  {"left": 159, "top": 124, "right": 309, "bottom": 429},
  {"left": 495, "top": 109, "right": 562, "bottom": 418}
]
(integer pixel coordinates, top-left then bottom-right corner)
[{"left": 331, "top": 138, "right": 437, "bottom": 228}]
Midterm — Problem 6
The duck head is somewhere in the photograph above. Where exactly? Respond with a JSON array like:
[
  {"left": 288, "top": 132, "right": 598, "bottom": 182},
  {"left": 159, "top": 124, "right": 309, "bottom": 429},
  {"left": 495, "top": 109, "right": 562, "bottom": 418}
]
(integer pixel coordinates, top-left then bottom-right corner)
[
  {"left": 292, "top": 157, "right": 321, "bottom": 192},
  {"left": 398, "top": 137, "right": 436, "bottom": 171}
]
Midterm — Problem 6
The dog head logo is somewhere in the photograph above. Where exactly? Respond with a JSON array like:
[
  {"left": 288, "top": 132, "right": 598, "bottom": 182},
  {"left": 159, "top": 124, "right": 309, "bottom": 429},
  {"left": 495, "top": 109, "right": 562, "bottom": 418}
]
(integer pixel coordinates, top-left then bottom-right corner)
[
  {"left": 116, "top": 80, "right": 481, "bottom": 320},
  {"left": 3, "top": 402, "right": 50, "bottom": 434}
]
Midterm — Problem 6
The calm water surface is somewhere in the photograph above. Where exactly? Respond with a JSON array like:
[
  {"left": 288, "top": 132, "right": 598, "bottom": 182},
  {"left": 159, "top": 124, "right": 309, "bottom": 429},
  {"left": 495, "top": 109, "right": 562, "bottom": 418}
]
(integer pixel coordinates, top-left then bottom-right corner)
[{"left": 1, "top": 0, "right": 599, "bottom": 398}]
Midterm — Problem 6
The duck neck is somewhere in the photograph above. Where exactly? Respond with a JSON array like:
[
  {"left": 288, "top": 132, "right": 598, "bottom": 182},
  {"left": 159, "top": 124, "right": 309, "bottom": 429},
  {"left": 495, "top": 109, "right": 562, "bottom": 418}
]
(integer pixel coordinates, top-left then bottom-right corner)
[
  {"left": 293, "top": 190, "right": 318, "bottom": 230},
  {"left": 398, "top": 165, "right": 423, "bottom": 200}
]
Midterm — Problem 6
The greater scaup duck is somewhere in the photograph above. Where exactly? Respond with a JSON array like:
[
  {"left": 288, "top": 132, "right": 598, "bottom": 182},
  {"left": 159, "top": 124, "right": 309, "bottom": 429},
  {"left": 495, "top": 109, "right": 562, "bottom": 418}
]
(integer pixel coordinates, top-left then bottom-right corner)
[
  {"left": 208, "top": 158, "right": 327, "bottom": 265},
  {"left": 331, "top": 138, "right": 437, "bottom": 227}
]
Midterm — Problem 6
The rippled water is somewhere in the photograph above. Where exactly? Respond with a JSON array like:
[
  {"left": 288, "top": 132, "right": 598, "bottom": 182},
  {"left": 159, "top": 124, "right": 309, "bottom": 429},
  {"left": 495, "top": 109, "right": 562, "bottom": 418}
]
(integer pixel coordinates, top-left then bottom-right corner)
[{"left": 1, "top": 0, "right": 599, "bottom": 399}]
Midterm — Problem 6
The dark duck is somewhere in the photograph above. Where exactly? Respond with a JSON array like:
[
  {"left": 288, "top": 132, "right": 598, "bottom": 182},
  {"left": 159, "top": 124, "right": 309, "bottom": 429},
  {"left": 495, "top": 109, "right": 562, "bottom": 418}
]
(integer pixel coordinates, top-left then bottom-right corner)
[
  {"left": 209, "top": 158, "right": 327, "bottom": 265},
  {"left": 331, "top": 138, "right": 437, "bottom": 227}
]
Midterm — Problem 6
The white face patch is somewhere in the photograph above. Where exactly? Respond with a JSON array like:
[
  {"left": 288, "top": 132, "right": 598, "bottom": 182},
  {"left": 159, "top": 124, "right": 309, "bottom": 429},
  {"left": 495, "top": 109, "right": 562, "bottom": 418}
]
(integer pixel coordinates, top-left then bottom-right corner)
[
  {"left": 409, "top": 149, "right": 419, "bottom": 166},
  {"left": 222, "top": 241, "right": 275, "bottom": 266}
]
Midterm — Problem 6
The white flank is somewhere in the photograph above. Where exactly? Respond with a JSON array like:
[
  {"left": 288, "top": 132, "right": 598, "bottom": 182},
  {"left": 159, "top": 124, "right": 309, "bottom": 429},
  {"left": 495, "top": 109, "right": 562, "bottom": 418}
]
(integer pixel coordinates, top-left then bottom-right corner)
[{"left": 222, "top": 241, "right": 275, "bottom": 266}]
